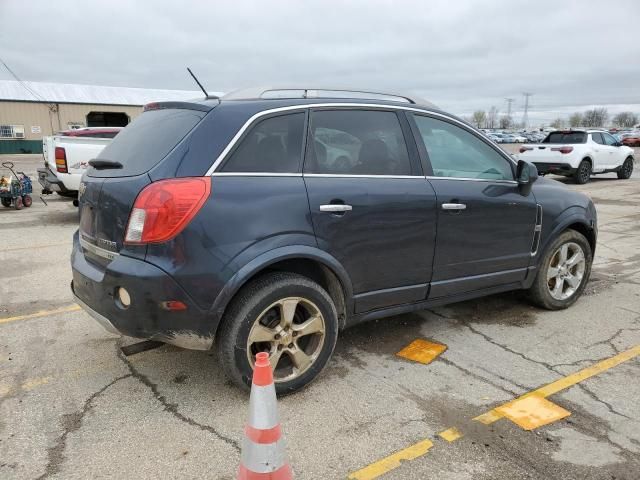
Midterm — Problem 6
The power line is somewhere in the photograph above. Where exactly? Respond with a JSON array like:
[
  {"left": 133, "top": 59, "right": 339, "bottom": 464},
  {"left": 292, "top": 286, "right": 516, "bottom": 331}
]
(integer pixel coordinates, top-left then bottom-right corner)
[{"left": 0, "top": 56, "right": 52, "bottom": 106}]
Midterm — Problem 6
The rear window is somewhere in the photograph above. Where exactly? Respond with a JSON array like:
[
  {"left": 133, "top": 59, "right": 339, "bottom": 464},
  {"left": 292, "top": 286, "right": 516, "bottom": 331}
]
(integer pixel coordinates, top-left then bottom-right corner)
[
  {"left": 542, "top": 132, "right": 586, "bottom": 144},
  {"left": 90, "top": 109, "right": 205, "bottom": 177}
]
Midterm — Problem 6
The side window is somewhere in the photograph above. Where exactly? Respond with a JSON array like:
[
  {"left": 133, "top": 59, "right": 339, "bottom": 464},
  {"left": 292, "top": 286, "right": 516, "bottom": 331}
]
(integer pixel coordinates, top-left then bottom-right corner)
[
  {"left": 306, "top": 110, "right": 412, "bottom": 175},
  {"left": 412, "top": 115, "right": 513, "bottom": 180},
  {"left": 222, "top": 113, "right": 305, "bottom": 173},
  {"left": 602, "top": 133, "right": 617, "bottom": 146},
  {"left": 591, "top": 132, "right": 604, "bottom": 144}
]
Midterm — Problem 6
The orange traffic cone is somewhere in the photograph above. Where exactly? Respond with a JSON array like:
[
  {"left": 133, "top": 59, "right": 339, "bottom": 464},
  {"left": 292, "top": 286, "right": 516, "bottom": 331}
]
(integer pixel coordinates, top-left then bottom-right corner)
[{"left": 238, "top": 352, "right": 293, "bottom": 480}]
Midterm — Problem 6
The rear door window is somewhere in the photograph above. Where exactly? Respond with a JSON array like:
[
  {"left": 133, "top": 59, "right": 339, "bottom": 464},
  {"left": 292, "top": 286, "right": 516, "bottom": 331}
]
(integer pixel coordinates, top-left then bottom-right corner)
[
  {"left": 591, "top": 132, "right": 604, "bottom": 144},
  {"left": 90, "top": 108, "right": 205, "bottom": 177},
  {"left": 306, "top": 110, "right": 412, "bottom": 175},
  {"left": 221, "top": 113, "right": 305, "bottom": 173}
]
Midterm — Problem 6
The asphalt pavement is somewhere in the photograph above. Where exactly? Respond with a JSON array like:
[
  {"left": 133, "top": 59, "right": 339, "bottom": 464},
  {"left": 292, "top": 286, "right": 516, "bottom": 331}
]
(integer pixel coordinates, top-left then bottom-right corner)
[{"left": 1, "top": 152, "right": 639, "bottom": 479}]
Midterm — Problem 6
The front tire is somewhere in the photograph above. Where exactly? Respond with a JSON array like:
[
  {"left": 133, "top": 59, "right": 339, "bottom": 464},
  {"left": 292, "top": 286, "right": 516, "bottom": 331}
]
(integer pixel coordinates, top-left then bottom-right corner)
[
  {"left": 617, "top": 157, "right": 634, "bottom": 180},
  {"left": 574, "top": 160, "right": 591, "bottom": 184},
  {"left": 216, "top": 272, "right": 339, "bottom": 395},
  {"left": 527, "top": 230, "right": 592, "bottom": 310}
]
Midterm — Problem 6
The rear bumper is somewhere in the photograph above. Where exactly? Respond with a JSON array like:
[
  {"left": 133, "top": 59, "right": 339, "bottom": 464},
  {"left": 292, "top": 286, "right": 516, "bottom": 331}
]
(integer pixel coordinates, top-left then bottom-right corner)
[
  {"left": 37, "top": 167, "right": 67, "bottom": 193},
  {"left": 533, "top": 162, "right": 576, "bottom": 176},
  {"left": 71, "top": 231, "right": 214, "bottom": 350}
]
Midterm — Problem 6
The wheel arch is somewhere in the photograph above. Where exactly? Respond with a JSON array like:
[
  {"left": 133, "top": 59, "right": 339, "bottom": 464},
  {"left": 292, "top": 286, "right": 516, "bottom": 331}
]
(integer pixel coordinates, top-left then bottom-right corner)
[{"left": 209, "top": 246, "right": 353, "bottom": 336}]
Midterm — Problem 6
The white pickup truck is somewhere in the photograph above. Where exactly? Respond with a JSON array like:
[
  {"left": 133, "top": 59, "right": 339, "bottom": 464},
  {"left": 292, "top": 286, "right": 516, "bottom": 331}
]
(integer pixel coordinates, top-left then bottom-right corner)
[
  {"left": 517, "top": 129, "right": 635, "bottom": 184},
  {"left": 38, "top": 127, "right": 121, "bottom": 197}
]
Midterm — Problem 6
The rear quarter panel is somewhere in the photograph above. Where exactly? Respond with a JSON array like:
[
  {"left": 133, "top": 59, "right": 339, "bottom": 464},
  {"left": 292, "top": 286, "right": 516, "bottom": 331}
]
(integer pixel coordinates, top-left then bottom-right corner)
[{"left": 144, "top": 176, "right": 317, "bottom": 311}]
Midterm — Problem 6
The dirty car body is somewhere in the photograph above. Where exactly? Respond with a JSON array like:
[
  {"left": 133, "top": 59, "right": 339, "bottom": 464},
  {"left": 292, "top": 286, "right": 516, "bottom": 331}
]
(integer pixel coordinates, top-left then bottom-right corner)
[{"left": 71, "top": 88, "right": 598, "bottom": 393}]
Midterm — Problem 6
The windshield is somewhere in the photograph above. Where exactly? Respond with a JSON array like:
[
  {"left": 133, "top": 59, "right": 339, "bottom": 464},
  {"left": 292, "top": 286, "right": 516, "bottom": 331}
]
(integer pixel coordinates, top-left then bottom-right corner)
[
  {"left": 542, "top": 132, "right": 586, "bottom": 144},
  {"left": 89, "top": 108, "right": 205, "bottom": 177}
]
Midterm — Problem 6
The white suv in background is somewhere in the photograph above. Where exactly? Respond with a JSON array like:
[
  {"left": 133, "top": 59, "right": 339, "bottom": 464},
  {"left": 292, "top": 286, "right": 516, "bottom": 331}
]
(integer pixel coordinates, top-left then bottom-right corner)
[{"left": 517, "top": 130, "right": 635, "bottom": 184}]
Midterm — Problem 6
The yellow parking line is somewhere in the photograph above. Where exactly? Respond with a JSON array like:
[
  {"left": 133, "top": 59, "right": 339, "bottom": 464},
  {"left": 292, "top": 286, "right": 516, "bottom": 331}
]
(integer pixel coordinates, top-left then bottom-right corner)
[
  {"left": 348, "top": 439, "right": 434, "bottom": 480},
  {"left": 0, "top": 304, "right": 81, "bottom": 325},
  {"left": 474, "top": 344, "right": 640, "bottom": 425},
  {"left": 1, "top": 242, "right": 69, "bottom": 253},
  {"left": 348, "top": 344, "right": 640, "bottom": 479},
  {"left": 438, "top": 427, "right": 463, "bottom": 442}
]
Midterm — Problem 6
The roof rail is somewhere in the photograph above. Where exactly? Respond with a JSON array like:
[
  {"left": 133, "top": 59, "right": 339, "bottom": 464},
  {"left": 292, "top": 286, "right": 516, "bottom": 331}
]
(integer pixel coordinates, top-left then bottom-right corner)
[{"left": 222, "top": 86, "right": 436, "bottom": 108}]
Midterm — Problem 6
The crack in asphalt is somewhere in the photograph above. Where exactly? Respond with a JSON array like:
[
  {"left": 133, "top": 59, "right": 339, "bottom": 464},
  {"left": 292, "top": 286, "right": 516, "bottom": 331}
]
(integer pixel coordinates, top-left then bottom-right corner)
[
  {"left": 428, "top": 308, "right": 639, "bottom": 430},
  {"left": 36, "top": 374, "right": 132, "bottom": 480},
  {"left": 115, "top": 344, "right": 241, "bottom": 453}
]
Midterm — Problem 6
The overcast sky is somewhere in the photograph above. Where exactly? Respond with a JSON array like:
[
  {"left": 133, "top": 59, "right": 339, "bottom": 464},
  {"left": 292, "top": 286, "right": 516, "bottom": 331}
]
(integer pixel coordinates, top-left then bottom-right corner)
[{"left": 1, "top": 0, "right": 639, "bottom": 124}]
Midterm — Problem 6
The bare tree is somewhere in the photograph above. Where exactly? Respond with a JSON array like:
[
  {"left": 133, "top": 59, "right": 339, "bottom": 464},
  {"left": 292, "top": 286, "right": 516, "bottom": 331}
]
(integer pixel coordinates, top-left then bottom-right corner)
[
  {"left": 472, "top": 110, "right": 487, "bottom": 129},
  {"left": 486, "top": 106, "right": 499, "bottom": 129},
  {"left": 499, "top": 115, "right": 512, "bottom": 129},
  {"left": 569, "top": 112, "right": 583, "bottom": 128},
  {"left": 550, "top": 118, "right": 566, "bottom": 129},
  {"left": 582, "top": 108, "right": 608, "bottom": 127},
  {"left": 612, "top": 112, "right": 639, "bottom": 128}
]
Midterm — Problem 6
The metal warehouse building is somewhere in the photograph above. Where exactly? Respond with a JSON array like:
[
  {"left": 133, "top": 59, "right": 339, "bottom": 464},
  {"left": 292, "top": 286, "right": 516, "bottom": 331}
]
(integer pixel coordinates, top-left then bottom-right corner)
[{"left": 0, "top": 80, "right": 203, "bottom": 154}]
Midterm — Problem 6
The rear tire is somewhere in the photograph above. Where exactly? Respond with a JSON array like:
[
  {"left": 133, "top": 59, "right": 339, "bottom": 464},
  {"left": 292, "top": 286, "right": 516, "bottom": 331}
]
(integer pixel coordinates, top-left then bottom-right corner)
[
  {"left": 22, "top": 195, "right": 32, "bottom": 207},
  {"left": 216, "top": 272, "right": 339, "bottom": 395},
  {"left": 617, "top": 157, "right": 634, "bottom": 179},
  {"left": 527, "top": 230, "right": 592, "bottom": 310},
  {"left": 574, "top": 160, "right": 591, "bottom": 184},
  {"left": 1, "top": 197, "right": 11, "bottom": 208}
]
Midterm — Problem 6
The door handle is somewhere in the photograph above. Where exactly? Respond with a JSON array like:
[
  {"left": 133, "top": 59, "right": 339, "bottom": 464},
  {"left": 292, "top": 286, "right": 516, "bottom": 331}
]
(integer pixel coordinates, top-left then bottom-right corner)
[
  {"left": 320, "top": 204, "right": 353, "bottom": 213},
  {"left": 442, "top": 203, "right": 466, "bottom": 210}
]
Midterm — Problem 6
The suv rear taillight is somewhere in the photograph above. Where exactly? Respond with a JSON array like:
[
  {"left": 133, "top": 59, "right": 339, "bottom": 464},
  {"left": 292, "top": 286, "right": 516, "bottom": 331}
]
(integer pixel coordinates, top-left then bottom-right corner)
[
  {"left": 551, "top": 146, "right": 574, "bottom": 154},
  {"left": 55, "top": 147, "right": 68, "bottom": 173},
  {"left": 124, "top": 177, "right": 211, "bottom": 245}
]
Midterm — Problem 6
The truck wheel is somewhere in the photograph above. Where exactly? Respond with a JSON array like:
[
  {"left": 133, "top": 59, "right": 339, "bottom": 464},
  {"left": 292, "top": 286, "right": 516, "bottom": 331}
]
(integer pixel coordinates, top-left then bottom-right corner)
[
  {"left": 22, "top": 195, "right": 32, "bottom": 207},
  {"left": 617, "top": 158, "right": 634, "bottom": 180},
  {"left": 527, "top": 230, "right": 592, "bottom": 310},
  {"left": 216, "top": 272, "right": 339, "bottom": 395},
  {"left": 14, "top": 196, "right": 23, "bottom": 210},
  {"left": 574, "top": 160, "right": 591, "bottom": 184},
  {"left": 1, "top": 198, "right": 11, "bottom": 208}
]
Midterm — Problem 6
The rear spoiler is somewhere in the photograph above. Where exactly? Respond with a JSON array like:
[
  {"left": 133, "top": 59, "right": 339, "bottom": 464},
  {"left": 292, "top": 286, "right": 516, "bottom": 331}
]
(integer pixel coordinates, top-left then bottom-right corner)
[{"left": 143, "top": 100, "right": 217, "bottom": 113}]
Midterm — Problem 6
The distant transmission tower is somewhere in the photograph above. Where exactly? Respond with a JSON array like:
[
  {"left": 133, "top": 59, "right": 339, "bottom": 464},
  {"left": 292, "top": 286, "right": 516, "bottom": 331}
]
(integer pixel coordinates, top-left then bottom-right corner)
[
  {"left": 522, "top": 92, "right": 533, "bottom": 128},
  {"left": 505, "top": 98, "right": 514, "bottom": 118}
]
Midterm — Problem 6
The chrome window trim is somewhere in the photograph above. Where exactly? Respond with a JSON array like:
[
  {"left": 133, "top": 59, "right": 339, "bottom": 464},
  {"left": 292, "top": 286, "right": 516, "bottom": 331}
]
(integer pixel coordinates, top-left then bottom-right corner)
[
  {"left": 212, "top": 172, "right": 303, "bottom": 177},
  {"left": 426, "top": 176, "right": 518, "bottom": 184},
  {"left": 304, "top": 173, "right": 423, "bottom": 179},
  {"left": 205, "top": 103, "right": 517, "bottom": 176}
]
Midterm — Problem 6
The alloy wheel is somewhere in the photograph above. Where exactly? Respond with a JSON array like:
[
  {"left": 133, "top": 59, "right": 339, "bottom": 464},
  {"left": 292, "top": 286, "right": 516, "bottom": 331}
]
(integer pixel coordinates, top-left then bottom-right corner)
[
  {"left": 547, "top": 242, "right": 586, "bottom": 300},
  {"left": 246, "top": 297, "right": 326, "bottom": 383}
]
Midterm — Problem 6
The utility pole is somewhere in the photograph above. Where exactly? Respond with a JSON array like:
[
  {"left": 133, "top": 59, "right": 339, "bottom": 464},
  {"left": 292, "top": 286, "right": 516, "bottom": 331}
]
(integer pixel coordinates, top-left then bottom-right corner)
[
  {"left": 505, "top": 98, "right": 514, "bottom": 118},
  {"left": 522, "top": 92, "right": 533, "bottom": 129}
]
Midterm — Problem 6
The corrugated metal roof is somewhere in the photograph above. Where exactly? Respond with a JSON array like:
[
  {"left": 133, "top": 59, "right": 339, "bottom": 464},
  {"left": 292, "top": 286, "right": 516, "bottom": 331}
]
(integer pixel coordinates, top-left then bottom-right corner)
[{"left": 0, "top": 80, "right": 221, "bottom": 106}]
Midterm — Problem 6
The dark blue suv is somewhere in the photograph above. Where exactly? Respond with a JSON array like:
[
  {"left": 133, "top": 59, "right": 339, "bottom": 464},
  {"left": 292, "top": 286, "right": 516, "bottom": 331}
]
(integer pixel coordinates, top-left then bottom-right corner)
[{"left": 72, "top": 88, "right": 597, "bottom": 394}]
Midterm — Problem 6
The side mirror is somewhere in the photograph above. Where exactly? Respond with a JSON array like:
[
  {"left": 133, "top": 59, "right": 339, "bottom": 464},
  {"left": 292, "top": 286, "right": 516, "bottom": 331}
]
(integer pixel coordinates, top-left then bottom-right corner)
[
  {"left": 614, "top": 141, "right": 622, "bottom": 147},
  {"left": 516, "top": 159, "right": 538, "bottom": 196}
]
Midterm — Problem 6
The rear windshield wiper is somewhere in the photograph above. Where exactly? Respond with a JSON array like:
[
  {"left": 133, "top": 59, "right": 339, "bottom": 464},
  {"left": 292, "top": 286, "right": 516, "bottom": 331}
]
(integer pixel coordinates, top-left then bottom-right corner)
[{"left": 88, "top": 159, "right": 123, "bottom": 169}]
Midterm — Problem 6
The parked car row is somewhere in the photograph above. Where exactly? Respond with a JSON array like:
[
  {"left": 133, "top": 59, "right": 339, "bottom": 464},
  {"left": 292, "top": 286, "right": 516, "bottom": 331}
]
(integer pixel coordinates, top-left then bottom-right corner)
[{"left": 483, "top": 131, "right": 545, "bottom": 144}]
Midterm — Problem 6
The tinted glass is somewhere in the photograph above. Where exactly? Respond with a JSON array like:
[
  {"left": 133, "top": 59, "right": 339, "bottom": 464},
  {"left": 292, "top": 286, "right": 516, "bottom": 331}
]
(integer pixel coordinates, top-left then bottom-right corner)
[
  {"left": 543, "top": 132, "right": 586, "bottom": 144},
  {"left": 91, "top": 108, "right": 205, "bottom": 177},
  {"left": 222, "top": 113, "right": 304, "bottom": 173},
  {"left": 602, "top": 133, "right": 617, "bottom": 146},
  {"left": 591, "top": 132, "right": 604, "bottom": 144},
  {"left": 412, "top": 115, "right": 513, "bottom": 180},
  {"left": 306, "top": 110, "right": 411, "bottom": 175}
]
